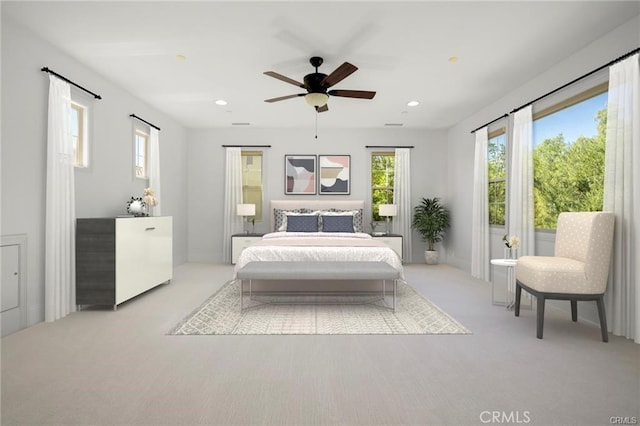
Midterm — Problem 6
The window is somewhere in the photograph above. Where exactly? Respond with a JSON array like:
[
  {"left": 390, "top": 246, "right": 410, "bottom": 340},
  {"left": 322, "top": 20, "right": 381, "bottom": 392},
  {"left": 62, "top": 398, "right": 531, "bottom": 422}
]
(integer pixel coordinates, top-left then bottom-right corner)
[
  {"left": 371, "top": 152, "right": 395, "bottom": 221},
  {"left": 488, "top": 129, "right": 506, "bottom": 226},
  {"left": 532, "top": 85, "right": 608, "bottom": 229},
  {"left": 242, "top": 151, "right": 263, "bottom": 221},
  {"left": 70, "top": 101, "right": 88, "bottom": 167},
  {"left": 134, "top": 129, "right": 149, "bottom": 179}
]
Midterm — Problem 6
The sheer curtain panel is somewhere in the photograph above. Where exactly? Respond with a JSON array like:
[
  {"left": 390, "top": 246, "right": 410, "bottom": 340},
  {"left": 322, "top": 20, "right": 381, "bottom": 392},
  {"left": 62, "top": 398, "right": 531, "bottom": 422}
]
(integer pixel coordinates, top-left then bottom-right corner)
[
  {"left": 222, "top": 147, "right": 244, "bottom": 263},
  {"left": 393, "top": 148, "right": 412, "bottom": 262},
  {"left": 149, "top": 127, "right": 162, "bottom": 216},
  {"left": 604, "top": 54, "right": 639, "bottom": 342},
  {"left": 471, "top": 127, "right": 490, "bottom": 281},
  {"left": 45, "top": 75, "right": 76, "bottom": 322},
  {"left": 508, "top": 106, "right": 535, "bottom": 257}
]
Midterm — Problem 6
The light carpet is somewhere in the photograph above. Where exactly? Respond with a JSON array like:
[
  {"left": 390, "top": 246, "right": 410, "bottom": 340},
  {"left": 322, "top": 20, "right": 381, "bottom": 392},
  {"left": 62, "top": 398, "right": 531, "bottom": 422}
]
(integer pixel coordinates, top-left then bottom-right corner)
[{"left": 168, "top": 280, "right": 470, "bottom": 335}]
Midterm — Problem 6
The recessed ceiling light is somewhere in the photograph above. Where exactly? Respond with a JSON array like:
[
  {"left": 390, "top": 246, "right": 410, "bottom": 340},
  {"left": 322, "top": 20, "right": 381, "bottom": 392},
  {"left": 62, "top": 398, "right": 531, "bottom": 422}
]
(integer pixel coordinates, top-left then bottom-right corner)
[
  {"left": 448, "top": 56, "right": 458, "bottom": 63},
  {"left": 384, "top": 123, "right": 404, "bottom": 127},
  {"left": 407, "top": 101, "right": 419, "bottom": 107},
  {"left": 232, "top": 122, "right": 250, "bottom": 126},
  {"left": 215, "top": 99, "right": 228, "bottom": 106},
  {"left": 176, "top": 54, "right": 187, "bottom": 61}
]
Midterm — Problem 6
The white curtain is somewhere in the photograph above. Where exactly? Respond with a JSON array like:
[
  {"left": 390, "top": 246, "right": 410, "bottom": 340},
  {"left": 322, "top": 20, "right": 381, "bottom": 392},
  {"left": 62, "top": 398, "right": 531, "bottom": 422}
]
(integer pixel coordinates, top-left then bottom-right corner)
[
  {"left": 45, "top": 75, "right": 76, "bottom": 322},
  {"left": 604, "top": 53, "right": 640, "bottom": 343},
  {"left": 471, "top": 127, "right": 490, "bottom": 281},
  {"left": 222, "top": 147, "right": 244, "bottom": 263},
  {"left": 508, "top": 106, "right": 535, "bottom": 257},
  {"left": 392, "top": 148, "right": 412, "bottom": 262},
  {"left": 148, "top": 127, "right": 162, "bottom": 216}
]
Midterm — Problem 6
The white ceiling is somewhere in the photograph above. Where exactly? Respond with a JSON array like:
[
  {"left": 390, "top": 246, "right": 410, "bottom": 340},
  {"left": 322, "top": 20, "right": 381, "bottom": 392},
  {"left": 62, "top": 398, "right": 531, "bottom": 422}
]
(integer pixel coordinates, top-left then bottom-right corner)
[{"left": 3, "top": 1, "right": 639, "bottom": 130}]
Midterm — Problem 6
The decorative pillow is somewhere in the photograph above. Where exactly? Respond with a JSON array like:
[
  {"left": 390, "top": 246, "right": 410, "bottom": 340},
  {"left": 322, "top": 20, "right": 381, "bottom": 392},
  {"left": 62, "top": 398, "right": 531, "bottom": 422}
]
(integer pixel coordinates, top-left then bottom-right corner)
[
  {"left": 322, "top": 215, "right": 355, "bottom": 233},
  {"left": 274, "top": 208, "right": 311, "bottom": 231},
  {"left": 286, "top": 214, "right": 319, "bottom": 232},
  {"left": 328, "top": 209, "right": 363, "bottom": 232}
]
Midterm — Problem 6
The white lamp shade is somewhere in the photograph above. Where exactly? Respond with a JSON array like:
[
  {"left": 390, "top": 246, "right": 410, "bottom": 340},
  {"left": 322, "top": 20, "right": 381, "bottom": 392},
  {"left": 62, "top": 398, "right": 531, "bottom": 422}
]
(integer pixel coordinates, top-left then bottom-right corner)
[
  {"left": 237, "top": 203, "right": 256, "bottom": 216},
  {"left": 305, "top": 92, "right": 329, "bottom": 107},
  {"left": 379, "top": 204, "right": 397, "bottom": 217}
]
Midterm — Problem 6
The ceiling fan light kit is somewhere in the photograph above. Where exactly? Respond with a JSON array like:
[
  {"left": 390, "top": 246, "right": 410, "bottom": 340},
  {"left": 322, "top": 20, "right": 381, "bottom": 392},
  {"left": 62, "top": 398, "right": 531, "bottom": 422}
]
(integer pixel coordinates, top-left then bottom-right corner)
[
  {"left": 264, "top": 56, "right": 376, "bottom": 113},
  {"left": 305, "top": 92, "right": 329, "bottom": 107}
]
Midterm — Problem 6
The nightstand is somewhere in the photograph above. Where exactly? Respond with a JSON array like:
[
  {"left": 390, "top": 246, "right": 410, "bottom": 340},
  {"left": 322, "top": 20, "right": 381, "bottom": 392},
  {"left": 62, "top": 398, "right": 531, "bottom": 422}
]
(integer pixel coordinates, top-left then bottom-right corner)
[
  {"left": 371, "top": 234, "right": 403, "bottom": 261},
  {"left": 231, "top": 233, "right": 264, "bottom": 264}
]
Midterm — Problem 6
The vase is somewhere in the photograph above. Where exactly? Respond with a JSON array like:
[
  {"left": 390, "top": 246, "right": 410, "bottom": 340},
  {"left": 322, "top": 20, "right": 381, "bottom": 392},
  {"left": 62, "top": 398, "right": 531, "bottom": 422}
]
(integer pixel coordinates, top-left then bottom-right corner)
[{"left": 504, "top": 247, "right": 518, "bottom": 260}]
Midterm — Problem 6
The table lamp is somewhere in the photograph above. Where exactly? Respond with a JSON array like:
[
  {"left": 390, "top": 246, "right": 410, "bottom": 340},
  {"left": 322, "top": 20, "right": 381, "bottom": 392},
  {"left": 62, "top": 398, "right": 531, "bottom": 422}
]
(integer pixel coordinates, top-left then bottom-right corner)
[
  {"left": 237, "top": 203, "right": 256, "bottom": 234},
  {"left": 379, "top": 204, "right": 397, "bottom": 235}
]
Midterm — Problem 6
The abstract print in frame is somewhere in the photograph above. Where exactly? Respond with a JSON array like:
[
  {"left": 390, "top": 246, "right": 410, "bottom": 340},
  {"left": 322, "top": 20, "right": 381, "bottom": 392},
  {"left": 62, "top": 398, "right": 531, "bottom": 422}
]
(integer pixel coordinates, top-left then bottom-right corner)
[
  {"left": 319, "top": 155, "right": 350, "bottom": 195},
  {"left": 285, "top": 155, "right": 317, "bottom": 195}
]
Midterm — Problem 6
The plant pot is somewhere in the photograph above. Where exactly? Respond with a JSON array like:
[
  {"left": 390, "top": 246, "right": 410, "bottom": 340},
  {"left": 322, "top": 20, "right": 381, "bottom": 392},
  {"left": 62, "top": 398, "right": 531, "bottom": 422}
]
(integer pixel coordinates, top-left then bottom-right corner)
[{"left": 425, "top": 250, "right": 438, "bottom": 264}]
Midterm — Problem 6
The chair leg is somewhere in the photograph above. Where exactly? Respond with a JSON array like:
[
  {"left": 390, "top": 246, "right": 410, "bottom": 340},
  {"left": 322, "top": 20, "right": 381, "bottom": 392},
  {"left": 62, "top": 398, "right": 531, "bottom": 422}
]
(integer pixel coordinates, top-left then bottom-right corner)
[
  {"left": 571, "top": 300, "right": 578, "bottom": 322},
  {"left": 536, "top": 296, "right": 545, "bottom": 339},
  {"left": 596, "top": 296, "right": 609, "bottom": 343},
  {"left": 515, "top": 283, "right": 522, "bottom": 317}
]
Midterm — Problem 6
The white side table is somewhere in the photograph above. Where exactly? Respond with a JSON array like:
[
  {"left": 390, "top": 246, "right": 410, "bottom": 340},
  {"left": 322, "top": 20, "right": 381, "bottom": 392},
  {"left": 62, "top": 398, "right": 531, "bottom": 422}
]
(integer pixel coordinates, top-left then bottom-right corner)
[{"left": 490, "top": 258, "right": 518, "bottom": 309}]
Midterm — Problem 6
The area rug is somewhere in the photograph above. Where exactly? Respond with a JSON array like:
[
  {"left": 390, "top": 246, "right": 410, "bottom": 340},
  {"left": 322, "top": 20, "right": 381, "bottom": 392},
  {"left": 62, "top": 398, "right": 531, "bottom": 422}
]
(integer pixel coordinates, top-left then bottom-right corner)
[{"left": 168, "top": 280, "right": 470, "bottom": 335}]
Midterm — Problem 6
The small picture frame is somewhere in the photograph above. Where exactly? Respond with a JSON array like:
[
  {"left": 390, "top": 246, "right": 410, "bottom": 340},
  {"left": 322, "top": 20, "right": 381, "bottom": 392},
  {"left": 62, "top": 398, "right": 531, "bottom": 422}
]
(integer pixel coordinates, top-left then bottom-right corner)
[
  {"left": 319, "top": 155, "right": 351, "bottom": 195},
  {"left": 284, "top": 155, "right": 317, "bottom": 195}
]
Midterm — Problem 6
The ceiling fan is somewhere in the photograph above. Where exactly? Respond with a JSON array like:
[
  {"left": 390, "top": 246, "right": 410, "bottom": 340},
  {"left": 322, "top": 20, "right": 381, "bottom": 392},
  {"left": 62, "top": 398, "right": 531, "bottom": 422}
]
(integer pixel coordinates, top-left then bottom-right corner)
[{"left": 263, "top": 56, "right": 376, "bottom": 113}]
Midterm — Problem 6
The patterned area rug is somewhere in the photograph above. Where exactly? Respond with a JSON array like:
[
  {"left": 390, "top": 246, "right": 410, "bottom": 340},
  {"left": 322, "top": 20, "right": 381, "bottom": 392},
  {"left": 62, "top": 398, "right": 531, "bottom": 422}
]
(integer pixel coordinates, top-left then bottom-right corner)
[{"left": 168, "top": 280, "right": 470, "bottom": 335}]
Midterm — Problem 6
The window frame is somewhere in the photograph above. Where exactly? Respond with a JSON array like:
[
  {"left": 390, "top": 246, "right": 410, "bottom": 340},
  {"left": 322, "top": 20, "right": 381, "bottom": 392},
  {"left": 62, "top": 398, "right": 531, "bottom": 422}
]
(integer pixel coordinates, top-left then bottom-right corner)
[
  {"left": 69, "top": 90, "right": 91, "bottom": 169},
  {"left": 531, "top": 81, "right": 609, "bottom": 230},
  {"left": 370, "top": 151, "right": 395, "bottom": 222},
  {"left": 133, "top": 126, "right": 150, "bottom": 180},
  {"left": 241, "top": 150, "right": 264, "bottom": 223},
  {"left": 487, "top": 128, "right": 507, "bottom": 227}
]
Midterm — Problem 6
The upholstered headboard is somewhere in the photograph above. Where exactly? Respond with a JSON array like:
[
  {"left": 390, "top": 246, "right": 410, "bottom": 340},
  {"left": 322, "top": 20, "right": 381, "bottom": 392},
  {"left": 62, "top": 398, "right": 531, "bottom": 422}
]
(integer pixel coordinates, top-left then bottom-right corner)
[{"left": 270, "top": 199, "right": 365, "bottom": 232}]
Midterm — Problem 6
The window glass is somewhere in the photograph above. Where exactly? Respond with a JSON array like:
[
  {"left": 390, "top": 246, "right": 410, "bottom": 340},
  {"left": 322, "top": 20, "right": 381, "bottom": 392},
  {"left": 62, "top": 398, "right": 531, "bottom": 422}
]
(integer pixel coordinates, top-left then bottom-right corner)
[
  {"left": 70, "top": 101, "right": 88, "bottom": 167},
  {"left": 242, "top": 151, "right": 263, "bottom": 222},
  {"left": 488, "top": 131, "right": 506, "bottom": 226},
  {"left": 532, "top": 90, "right": 607, "bottom": 229},
  {"left": 134, "top": 130, "right": 148, "bottom": 179},
  {"left": 371, "top": 152, "right": 395, "bottom": 221}
]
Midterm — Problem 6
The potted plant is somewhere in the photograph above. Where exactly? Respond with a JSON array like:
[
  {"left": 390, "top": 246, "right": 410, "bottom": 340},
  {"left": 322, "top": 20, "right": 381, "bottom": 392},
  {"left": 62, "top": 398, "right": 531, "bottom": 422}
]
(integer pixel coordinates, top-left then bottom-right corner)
[{"left": 412, "top": 197, "right": 450, "bottom": 264}]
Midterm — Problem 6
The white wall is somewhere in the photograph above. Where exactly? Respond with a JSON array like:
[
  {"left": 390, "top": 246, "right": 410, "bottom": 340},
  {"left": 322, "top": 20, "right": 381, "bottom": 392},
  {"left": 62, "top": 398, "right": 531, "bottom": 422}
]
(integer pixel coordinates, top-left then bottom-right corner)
[
  {"left": 1, "top": 17, "right": 189, "bottom": 325},
  {"left": 446, "top": 14, "right": 640, "bottom": 272},
  {"left": 445, "top": 15, "right": 639, "bottom": 323},
  {"left": 187, "top": 127, "right": 448, "bottom": 264}
]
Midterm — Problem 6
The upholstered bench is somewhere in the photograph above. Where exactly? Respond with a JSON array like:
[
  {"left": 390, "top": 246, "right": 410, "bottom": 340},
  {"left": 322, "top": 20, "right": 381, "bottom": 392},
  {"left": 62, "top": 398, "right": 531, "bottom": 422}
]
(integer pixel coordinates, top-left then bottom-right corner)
[{"left": 235, "top": 261, "right": 400, "bottom": 312}]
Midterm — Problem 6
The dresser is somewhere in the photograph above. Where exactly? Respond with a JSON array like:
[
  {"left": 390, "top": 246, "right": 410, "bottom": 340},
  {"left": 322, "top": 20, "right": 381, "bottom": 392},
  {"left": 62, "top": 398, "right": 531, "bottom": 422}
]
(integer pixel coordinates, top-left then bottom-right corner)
[{"left": 76, "top": 216, "right": 173, "bottom": 309}]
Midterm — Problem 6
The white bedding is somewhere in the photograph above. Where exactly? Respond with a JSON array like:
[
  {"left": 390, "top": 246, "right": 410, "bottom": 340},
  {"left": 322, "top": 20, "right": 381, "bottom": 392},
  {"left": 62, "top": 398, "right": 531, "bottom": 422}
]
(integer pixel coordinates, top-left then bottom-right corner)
[{"left": 234, "top": 232, "right": 404, "bottom": 279}]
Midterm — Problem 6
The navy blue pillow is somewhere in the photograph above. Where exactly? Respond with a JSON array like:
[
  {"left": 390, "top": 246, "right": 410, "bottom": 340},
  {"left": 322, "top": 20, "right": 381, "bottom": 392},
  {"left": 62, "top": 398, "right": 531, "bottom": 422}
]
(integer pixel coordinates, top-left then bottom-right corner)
[
  {"left": 322, "top": 215, "right": 354, "bottom": 233},
  {"left": 286, "top": 215, "right": 318, "bottom": 232}
]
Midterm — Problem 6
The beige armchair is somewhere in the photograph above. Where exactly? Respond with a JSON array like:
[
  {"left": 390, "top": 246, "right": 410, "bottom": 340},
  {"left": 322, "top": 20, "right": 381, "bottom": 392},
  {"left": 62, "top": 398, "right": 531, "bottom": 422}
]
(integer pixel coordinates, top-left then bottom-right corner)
[{"left": 515, "top": 212, "right": 615, "bottom": 341}]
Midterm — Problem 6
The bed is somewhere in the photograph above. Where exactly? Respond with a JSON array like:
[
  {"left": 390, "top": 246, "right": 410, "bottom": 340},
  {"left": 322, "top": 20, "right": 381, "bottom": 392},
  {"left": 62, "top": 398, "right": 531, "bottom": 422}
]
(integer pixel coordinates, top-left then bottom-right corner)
[{"left": 233, "top": 200, "right": 404, "bottom": 297}]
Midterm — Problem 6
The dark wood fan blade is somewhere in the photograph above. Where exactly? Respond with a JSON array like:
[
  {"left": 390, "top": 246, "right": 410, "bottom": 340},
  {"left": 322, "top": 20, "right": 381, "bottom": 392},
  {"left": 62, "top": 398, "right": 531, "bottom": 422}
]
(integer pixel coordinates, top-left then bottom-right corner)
[
  {"left": 321, "top": 62, "right": 358, "bottom": 88},
  {"left": 264, "top": 93, "right": 305, "bottom": 103},
  {"left": 264, "top": 71, "right": 306, "bottom": 88},
  {"left": 328, "top": 89, "right": 376, "bottom": 99},
  {"left": 316, "top": 104, "right": 329, "bottom": 113}
]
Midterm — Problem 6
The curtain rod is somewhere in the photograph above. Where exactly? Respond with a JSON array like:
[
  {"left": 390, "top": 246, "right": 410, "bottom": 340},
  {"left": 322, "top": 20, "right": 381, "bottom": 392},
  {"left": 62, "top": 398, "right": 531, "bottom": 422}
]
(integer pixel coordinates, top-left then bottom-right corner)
[
  {"left": 221, "top": 144, "right": 271, "bottom": 148},
  {"left": 129, "top": 114, "right": 160, "bottom": 131},
  {"left": 41, "top": 67, "right": 102, "bottom": 100},
  {"left": 468, "top": 47, "right": 639, "bottom": 133},
  {"left": 365, "top": 145, "right": 414, "bottom": 149},
  {"left": 470, "top": 114, "right": 508, "bottom": 134},
  {"left": 510, "top": 46, "right": 639, "bottom": 114}
]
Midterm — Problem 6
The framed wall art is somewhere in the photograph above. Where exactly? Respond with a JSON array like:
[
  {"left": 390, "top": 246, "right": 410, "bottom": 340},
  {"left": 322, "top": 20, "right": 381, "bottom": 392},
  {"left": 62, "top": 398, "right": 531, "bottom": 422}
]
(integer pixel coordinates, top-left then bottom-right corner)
[
  {"left": 319, "top": 155, "right": 350, "bottom": 195},
  {"left": 284, "top": 155, "right": 317, "bottom": 195}
]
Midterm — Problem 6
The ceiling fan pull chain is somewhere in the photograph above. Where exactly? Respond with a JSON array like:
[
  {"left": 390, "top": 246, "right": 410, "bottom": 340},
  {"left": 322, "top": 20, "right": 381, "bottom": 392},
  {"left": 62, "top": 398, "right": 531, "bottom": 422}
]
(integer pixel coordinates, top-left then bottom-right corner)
[{"left": 315, "top": 110, "right": 318, "bottom": 139}]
